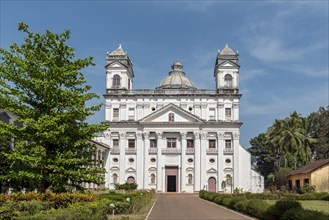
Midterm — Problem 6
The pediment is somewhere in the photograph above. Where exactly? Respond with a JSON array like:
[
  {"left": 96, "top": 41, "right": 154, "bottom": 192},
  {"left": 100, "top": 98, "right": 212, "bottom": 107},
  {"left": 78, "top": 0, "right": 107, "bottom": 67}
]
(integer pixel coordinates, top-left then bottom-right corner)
[
  {"left": 110, "top": 63, "right": 123, "bottom": 68},
  {"left": 207, "top": 168, "right": 217, "bottom": 173},
  {"left": 126, "top": 167, "right": 136, "bottom": 173},
  {"left": 110, "top": 166, "right": 120, "bottom": 171},
  {"left": 148, "top": 167, "right": 157, "bottom": 172},
  {"left": 140, "top": 103, "right": 204, "bottom": 123},
  {"left": 218, "top": 60, "right": 239, "bottom": 68},
  {"left": 106, "top": 60, "right": 129, "bottom": 68}
]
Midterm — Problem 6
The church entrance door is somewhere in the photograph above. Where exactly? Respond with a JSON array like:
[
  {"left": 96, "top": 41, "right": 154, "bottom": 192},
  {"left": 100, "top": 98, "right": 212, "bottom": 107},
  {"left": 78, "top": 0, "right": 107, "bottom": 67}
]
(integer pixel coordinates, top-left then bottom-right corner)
[
  {"left": 208, "top": 177, "right": 216, "bottom": 192},
  {"left": 165, "top": 166, "right": 178, "bottom": 192}
]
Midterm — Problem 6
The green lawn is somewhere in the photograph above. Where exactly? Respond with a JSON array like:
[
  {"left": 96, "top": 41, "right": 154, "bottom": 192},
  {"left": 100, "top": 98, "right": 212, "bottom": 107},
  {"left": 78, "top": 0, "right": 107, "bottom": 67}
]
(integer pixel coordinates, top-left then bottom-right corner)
[{"left": 265, "top": 200, "right": 329, "bottom": 214}]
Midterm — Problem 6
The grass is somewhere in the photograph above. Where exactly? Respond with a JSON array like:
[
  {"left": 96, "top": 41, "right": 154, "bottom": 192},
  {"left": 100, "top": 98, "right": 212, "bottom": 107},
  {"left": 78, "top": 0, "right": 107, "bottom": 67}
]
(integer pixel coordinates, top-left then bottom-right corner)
[{"left": 264, "top": 200, "right": 329, "bottom": 214}]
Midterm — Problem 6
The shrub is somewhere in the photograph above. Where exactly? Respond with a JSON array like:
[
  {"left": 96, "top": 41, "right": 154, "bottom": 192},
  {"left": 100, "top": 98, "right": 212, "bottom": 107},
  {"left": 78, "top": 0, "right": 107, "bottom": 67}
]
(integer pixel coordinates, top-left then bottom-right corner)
[
  {"left": 245, "top": 199, "right": 271, "bottom": 219},
  {"left": 114, "top": 183, "right": 138, "bottom": 190},
  {"left": 282, "top": 207, "right": 329, "bottom": 220},
  {"left": 299, "top": 193, "right": 317, "bottom": 200},
  {"left": 228, "top": 196, "right": 246, "bottom": 209},
  {"left": 222, "top": 197, "right": 232, "bottom": 207},
  {"left": 321, "top": 194, "right": 329, "bottom": 201},
  {"left": 234, "top": 200, "right": 249, "bottom": 213},
  {"left": 267, "top": 200, "right": 302, "bottom": 220}
]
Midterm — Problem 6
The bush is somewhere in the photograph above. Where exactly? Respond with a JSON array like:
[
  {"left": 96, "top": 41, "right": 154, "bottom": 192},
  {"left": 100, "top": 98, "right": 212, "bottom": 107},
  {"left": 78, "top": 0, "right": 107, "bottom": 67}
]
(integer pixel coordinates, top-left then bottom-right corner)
[
  {"left": 228, "top": 196, "right": 246, "bottom": 209},
  {"left": 321, "top": 194, "right": 329, "bottom": 201},
  {"left": 282, "top": 207, "right": 329, "bottom": 220},
  {"left": 222, "top": 197, "right": 232, "bottom": 207},
  {"left": 299, "top": 193, "right": 317, "bottom": 200},
  {"left": 114, "top": 183, "right": 138, "bottom": 190},
  {"left": 245, "top": 199, "right": 271, "bottom": 219},
  {"left": 267, "top": 200, "right": 302, "bottom": 220},
  {"left": 234, "top": 200, "right": 249, "bottom": 213}
]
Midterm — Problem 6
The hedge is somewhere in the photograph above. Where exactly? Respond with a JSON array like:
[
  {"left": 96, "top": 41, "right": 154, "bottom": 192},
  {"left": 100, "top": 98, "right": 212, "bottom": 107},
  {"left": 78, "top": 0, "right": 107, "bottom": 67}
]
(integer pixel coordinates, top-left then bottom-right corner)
[{"left": 199, "top": 190, "right": 329, "bottom": 220}]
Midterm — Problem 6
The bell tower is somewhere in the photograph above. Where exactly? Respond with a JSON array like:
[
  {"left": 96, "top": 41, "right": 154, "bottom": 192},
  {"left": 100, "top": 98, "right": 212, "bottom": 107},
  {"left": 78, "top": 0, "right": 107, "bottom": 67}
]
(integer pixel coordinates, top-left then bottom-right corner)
[
  {"left": 214, "top": 44, "right": 240, "bottom": 94},
  {"left": 105, "top": 44, "right": 134, "bottom": 92}
]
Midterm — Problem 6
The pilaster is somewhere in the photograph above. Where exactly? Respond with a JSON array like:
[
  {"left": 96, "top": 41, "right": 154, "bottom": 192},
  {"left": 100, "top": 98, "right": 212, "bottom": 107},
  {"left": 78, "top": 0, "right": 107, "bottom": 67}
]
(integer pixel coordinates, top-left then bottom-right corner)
[
  {"left": 200, "top": 132, "right": 207, "bottom": 190},
  {"left": 217, "top": 132, "right": 224, "bottom": 191},
  {"left": 180, "top": 132, "right": 187, "bottom": 192},
  {"left": 119, "top": 132, "right": 126, "bottom": 183},
  {"left": 156, "top": 132, "right": 163, "bottom": 192},
  {"left": 233, "top": 131, "right": 240, "bottom": 190},
  {"left": 136, "top": 131, "right": 143, "bottom": 189},
  {"left": 143, "top": 132, "right": 150, "bottom": 189},
  {"left": 194, "top": 132, "right": 201, "bottom": 191}
]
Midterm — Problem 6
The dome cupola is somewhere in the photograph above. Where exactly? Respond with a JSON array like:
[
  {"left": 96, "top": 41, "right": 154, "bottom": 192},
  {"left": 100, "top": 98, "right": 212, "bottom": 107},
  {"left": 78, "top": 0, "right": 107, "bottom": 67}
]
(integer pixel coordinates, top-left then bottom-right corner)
[{"left": 157, "top": 60, "right": 195, "bottom": 90}]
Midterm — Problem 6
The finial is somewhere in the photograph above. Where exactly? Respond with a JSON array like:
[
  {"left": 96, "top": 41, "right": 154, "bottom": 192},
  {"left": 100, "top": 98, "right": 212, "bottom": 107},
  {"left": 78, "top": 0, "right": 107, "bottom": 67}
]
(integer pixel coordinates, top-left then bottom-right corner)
[
  {"left": 225, "top": 43, "right": 228, "bottom": 47},
  {"left": 217, "top": 49, "right": 220, "bottom": 54},
  {"left": 119, "top": 44, "right": 122, "bottom": 49},
  {"left": 236, "top": 50, "right": 239, "bottom": 54}
]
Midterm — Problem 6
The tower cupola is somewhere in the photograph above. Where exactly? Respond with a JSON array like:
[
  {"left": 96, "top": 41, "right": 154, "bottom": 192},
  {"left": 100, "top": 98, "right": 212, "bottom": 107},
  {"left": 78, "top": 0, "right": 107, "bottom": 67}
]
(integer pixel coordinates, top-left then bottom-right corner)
[
  {"left": 105, "top": 44, "right": 134, "bottom": 91},
  {"left": 214, "top": 44, "right": 240, "bottom": 94}
]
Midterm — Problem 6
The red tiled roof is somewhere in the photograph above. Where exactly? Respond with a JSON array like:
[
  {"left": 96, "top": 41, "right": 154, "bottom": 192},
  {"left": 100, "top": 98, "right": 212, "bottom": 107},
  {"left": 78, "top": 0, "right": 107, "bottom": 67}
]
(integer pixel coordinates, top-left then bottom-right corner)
[{"left": 287, "top": 158, "right": 329, "bottom": 176}]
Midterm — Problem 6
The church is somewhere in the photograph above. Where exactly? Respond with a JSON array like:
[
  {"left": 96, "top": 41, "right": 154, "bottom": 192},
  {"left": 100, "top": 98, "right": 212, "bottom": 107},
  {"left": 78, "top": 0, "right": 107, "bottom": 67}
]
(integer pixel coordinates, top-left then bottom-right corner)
[{"left": 94, "top": 44, "right": 264, "bottom": 193}]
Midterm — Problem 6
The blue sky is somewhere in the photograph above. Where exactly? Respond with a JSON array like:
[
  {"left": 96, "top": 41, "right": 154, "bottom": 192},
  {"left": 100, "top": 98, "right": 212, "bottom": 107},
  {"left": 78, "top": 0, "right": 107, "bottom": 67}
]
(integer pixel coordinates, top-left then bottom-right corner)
[{"left": 1, "top": 0, "right": 328, "bottom": 147}]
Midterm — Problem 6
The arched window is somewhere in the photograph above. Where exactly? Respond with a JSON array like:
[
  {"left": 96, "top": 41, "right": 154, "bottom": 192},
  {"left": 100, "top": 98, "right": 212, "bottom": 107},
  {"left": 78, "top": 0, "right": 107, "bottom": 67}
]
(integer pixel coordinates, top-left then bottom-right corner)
[
  {"left": 113, "top": 74, "right": 121, "bottom": 87},
  {"left": 168, "top": 113, "right": 174, "bottom": 122},
  {"left": 127, "top": 176, "right": 135, "bottom": 184},
  {"left": 151, "top": 174, "right": 156, "bottom": 184},
  {"left": 113, "top": 173, "right": 118, "bottom": 184},
  {"left": 187, "top": 174, "right": 193, "bottom": 184},
  {"left": 224, "top": 74, "right": 233, "bottom": 88},
  {"left": 226, "top": 174, "right": 232, "bottom": 186}
]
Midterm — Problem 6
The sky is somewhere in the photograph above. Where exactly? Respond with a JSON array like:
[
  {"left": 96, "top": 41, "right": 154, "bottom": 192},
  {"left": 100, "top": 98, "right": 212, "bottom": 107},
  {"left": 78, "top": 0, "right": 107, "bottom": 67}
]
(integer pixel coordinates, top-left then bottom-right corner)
[{"left": 1, "top": 0, "right": 328, "bottom": 147}]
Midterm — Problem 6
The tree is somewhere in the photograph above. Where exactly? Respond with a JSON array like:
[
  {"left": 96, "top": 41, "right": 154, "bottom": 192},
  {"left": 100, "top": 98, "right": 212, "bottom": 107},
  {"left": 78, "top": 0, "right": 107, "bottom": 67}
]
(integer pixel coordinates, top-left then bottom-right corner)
[
  {"left": 266, "top": 112, "right": 315, "bottom": 170},
  {"left": 308, "top": 106, "right": 329, "bottom": 159},
  {"left": 0, "top": 22, "right": 107, "bottom": 192},
  {"left": 248, "top": 133, "right": 277, "bottom": 187}
]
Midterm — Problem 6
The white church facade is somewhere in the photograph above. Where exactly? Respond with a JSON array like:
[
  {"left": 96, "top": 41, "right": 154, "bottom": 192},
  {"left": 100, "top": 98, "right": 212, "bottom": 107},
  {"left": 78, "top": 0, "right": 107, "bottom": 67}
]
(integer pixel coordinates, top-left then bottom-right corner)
[{"left": 94, "top": 44, "right": 264, "bottom": 193}]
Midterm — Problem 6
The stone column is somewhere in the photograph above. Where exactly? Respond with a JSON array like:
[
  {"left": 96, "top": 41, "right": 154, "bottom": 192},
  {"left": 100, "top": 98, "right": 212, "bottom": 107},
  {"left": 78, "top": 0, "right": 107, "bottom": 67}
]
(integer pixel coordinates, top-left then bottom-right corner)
[
  {"left": 136, "top": 132, "right": 143, "bottom": 189},
  {"left": 194, "top": 132, "right": 201, "bottom": 191},
  {"left": 217, "top": 132, "right": 224, "bottom": 192},
  {"left": 156, "top": 132, "right": 163, "bottom": 192},
  {"left": 143, "top": 132, "right": 150, "bottom": 189},
  {"left": 180, "top": 132, "right": 187, "bottom": 192},
  {"left": 119, "top": 132, "right": 126, "bottom": 183},
  {"left": 200, "top": 132, "right": 207, "bottom": 190}
]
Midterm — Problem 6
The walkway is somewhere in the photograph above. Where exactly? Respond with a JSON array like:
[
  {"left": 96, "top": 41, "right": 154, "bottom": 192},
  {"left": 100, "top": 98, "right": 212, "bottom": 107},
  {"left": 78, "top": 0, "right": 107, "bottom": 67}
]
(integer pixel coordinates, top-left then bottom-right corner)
[{"left": 146, "top": 194, "right": 254, "bottom": 220}]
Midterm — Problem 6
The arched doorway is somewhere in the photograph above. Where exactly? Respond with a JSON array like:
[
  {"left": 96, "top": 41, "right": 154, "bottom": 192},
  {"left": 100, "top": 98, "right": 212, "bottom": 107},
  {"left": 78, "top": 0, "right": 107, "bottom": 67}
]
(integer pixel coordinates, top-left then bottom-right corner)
[
  {"left": 208, "top": 177, "right": 216, "bottom": 192},
  {"left": 127, "top": 176, "right": 135, "bottom": 184}
]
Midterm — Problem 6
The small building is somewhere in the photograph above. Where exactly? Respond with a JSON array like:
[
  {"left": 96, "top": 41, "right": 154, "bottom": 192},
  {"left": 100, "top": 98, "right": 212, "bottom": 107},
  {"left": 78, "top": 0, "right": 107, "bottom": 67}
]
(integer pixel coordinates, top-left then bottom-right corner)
[{"left": 287, "top": 158, "right": 329, "bottom": 192}]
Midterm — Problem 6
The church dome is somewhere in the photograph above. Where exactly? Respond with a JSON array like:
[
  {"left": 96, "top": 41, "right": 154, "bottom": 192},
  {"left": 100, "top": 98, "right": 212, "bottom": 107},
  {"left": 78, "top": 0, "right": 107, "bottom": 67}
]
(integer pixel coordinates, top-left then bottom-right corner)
[
  {"left": 158, "top": 60, "right": 195, "bottom": 90},
  {"left": 220, "top": 43, "right": 236, "bottom": 56}
]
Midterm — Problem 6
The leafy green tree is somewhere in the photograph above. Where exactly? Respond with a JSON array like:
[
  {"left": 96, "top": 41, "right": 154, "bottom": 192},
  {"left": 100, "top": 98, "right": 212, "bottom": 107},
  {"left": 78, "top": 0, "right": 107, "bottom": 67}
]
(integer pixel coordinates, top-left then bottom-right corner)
[
  {"left": 307, "top": 106, "right": 329, "bottom": 159},
  {"left": 248, "top": 133, "right": 277, "bottom": 187},
  {"left": 0, "top": 22, "right": 107, "bottom": 192}
]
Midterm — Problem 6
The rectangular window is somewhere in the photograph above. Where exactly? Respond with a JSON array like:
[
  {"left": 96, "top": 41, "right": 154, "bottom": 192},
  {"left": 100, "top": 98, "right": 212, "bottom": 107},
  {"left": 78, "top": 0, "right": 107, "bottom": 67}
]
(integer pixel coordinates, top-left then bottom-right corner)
[
  {"left": 128, "top": 108, "right": 135, "bottom": 120},
  {"left": 113, "top": 139, "right": 119, "bottom": 148},
  {"left": 128, "top": 139, "right": 135, "bottom": 148},
  {"left": 167, "top": 138, "right": 177, "bottom": 148},
  {"left": 187, "top": 139, "right": 194, "bottom": 148},
  {"left": 209, "top": 140, "right": 216, "bottom": 148},
  {"left": 209, "top": 108, "right": 215, "bottom": 121},
  {"left": 113, "top": 108, "right": 119, "bottom": 121},
  {"left": 296, "top": 180, "right": 301, "bottom": 189},
  {"left": 150, "top": 139, "right": 157, "bottom": 148},
  {"left": 225, "top": 140, "right": 232, "bottom": 148},
  {"left": 304, "top": 179, "right": 309, "bottom": 185},
  {"left": 225, "top": 108, "right": 231, "bottom": 119}
]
